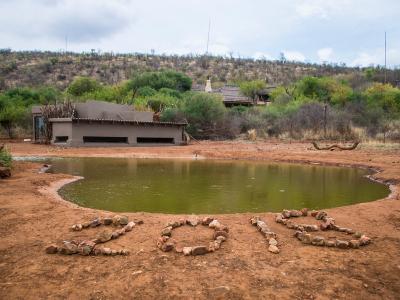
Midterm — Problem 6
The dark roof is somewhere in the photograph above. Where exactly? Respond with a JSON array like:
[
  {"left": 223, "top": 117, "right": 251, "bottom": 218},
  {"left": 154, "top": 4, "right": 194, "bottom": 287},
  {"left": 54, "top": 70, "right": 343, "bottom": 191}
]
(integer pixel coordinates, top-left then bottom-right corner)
[{"left": 71, "top": 117, "right": 187, "bottom": 126}]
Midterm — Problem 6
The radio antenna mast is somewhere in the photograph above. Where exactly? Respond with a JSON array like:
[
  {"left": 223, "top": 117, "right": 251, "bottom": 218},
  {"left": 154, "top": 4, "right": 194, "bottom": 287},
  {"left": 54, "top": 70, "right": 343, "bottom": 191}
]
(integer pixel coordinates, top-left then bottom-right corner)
[
  {"left": 384, "top": 31, "right": 387, "bottom": 83},
  {"left": 206, "top": 18, "right": 211, "bottom": 55}
]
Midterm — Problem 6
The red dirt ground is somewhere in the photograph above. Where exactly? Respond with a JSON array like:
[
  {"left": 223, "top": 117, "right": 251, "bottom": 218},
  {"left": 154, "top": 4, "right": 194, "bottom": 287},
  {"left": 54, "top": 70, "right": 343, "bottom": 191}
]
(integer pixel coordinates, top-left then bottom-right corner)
[{"left": 1, "top": 141, "right": 399, "bottom": 299}]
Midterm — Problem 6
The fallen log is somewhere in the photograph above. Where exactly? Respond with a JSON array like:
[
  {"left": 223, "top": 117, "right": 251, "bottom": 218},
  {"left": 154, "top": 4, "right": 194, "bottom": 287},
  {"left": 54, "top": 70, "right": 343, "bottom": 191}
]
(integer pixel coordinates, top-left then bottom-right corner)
[{"left": 312, "top": 141, "right": 360, "bottom": 151}]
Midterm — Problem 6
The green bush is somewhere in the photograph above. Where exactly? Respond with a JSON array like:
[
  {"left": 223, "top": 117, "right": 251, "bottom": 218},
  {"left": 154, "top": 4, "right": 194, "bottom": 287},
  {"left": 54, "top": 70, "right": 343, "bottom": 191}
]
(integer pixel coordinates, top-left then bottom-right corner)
[
  {"left": 67, "top": 76, "right": 101, "bottom": 96},
  {"left": 0, "top": 146, "right": 12, "bottom": 168}
]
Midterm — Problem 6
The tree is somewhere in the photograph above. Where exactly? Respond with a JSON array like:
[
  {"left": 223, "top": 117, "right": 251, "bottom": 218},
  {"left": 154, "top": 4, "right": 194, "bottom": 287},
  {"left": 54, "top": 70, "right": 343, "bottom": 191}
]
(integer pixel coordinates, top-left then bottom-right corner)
[
  {"left": 0, "top": 98, "right": 26, "bottom": 138},
  {"left": 67, "top": 76, "right": 101, "bottom": 96},
  {"left": 239, "top": 80, "right": 267, "bottom": 101}
]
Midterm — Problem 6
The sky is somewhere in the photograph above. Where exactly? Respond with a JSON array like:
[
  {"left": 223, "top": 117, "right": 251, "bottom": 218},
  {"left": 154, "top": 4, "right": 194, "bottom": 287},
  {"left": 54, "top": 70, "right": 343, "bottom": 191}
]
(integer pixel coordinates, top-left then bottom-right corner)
[{"left": 0, "top": 0, "right": 399, "bottom": 68}]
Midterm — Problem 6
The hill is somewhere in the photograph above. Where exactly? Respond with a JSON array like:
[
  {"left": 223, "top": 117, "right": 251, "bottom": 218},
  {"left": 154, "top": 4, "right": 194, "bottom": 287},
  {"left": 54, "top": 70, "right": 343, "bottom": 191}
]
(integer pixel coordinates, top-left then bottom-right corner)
[{"left": 1, "top": 50, "right": 398, "bottom": 91}]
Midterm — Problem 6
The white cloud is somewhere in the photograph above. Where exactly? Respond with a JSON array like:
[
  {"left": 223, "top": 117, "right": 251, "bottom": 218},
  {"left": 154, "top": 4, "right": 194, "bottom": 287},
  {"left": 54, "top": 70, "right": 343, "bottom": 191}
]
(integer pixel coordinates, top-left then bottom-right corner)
[
  {"left": 317, "top": 48, "right": 334, "bottom": 62},
  {"left": 253, "top": 52, "right": 273, "bottom": 60},
  {"left": 283, "top": 51, "right": 306, "bottom": 62},
  {"left": 351, "top": 48, "right": 400, "bottom": 67}
]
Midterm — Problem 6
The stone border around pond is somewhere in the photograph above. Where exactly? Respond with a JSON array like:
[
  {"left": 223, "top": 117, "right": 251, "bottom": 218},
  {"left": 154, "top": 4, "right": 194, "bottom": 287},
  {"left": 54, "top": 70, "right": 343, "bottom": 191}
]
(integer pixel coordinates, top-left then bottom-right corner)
[
  {"left": 250, "top": 216, "right": 280, "bottom": 254},
  {"left": 157, "top": 215, "right": 228, "bottom": 256},
  {"left": 275, "top": 208, "right": 371, "bottom": 249},
  {"left": 45, "top": 215, "right": 143, "bottom": 256}
]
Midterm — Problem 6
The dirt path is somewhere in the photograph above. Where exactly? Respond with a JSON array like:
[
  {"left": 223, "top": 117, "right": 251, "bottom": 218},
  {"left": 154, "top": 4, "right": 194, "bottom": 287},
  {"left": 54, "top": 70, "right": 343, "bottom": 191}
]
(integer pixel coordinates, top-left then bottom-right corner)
[{"left": 1, "top": 141, "right": 400, "bottom": 299}]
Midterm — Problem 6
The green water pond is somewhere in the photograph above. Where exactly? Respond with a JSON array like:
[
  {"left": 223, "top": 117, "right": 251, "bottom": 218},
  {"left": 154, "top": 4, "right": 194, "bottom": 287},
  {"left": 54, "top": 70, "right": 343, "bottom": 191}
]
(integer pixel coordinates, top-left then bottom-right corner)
[
  {"left": 44, "top": 158, "right": 389, "bottom": 214},
  {"left": 44, "top": 157, "right": 390, "bottom": 214}
]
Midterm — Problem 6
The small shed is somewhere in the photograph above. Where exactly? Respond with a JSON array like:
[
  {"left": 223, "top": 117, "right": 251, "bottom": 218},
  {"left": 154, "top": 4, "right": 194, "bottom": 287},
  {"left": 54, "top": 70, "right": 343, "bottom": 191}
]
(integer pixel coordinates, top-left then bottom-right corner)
[{"left": 32, "top": 101, "right": 187, "bottom": 147}]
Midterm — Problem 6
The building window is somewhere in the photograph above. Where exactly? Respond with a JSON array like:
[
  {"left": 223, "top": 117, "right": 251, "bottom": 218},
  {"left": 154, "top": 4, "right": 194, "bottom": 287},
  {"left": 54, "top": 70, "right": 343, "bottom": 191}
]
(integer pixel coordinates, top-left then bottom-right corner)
[
  {"left": 83, "top": 136, "right": 128, "bottom": 143},
  {"left": 54, "top": 136, "right": 68, "bottom": 143},
  {"left": 137, "top": 137, "right": 174, "bottom": 144}
]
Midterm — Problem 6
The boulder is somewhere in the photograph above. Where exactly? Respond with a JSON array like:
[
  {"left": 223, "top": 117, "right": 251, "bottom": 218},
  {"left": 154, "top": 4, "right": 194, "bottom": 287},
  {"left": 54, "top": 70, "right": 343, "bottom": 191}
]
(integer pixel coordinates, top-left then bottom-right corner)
[
  {"left": 166, "top": 221, "right": 181, "bottom": 228},
  {"left": 336, "top": 240, "right": 349, "bottom": 249},
  {"left": 209, "top": 219, "right": 221, "bottom": 229},
  {"left": 349, "top": 240, "right": 360, "bottom": 249},
  {"left": 290, "top": 210, "right": 303, "bottom": 217},
  {"left": 301, "top": 233, "right": 312, "bottom": 244},
  {"left": 275, "top": 214, "right": 284, "bottom": 223},
  {"left": 282, "top": 210, "right": 291, "bottom": 218},
  {"left": 202, "top": 217, "right": 214, "bottom": 225},
  {"left": 300, "top": 208, "right": 309, "bottom": 216},
  {"left": 71, "top": 224, "right": 83, "bottom": 231},
  {"left": 186, "top": 216, "right": 199, "bottom": 227},
  {"left": 183, "top": 247, "right": 192, "bottom": 256},
  {"left": 311, "top": 236, "right": 325, "bottom": 246},
  {"left": 102, "top": 217, "right": 113, "bottom": 226},
  {"left": 304, "top": 224, "right": 319, "bottom": 232},
  {"left": 45, "top": 244, "right": 58, "bottom": 254},
  {"left": 161, "top": 242, "right": 174, "bottom": 252},
  {"left": 0, "top": 167, "right": 11, "bottom": 179},
  {"left": 315, "top": 211, "right": 327, "bottom": 220},
  {"left": 113, "top": 215, "right": 129, "bottom": 226},
  {"left": 124, "top": 221, "right": 135, "bottom": 232},
  {"left": 325, "top": 240, "right": 336, "bottom": 247},
  {"left": 59, "top": 241, "right": 78, "bottom": 255},
  {"left": 268, "top": 245, "right": 280, "bottom": 254},
  {"left": 90, "top": 218, "right": 101, "bottom": 228},
  {"left": 213, "top": 231, "right": 228, "bottom": 240},
  {"left": 95, "top": 231, "right": 113, "bottom": 243},
  {"left": 268, "top": 238, "right": 278, "bottom": 246},
  {"left": 359, "top": 235, "right": 371, "bottom": 246},
  {"left": 161, "top": 226, "right": 173, "bottom": 237},
  {"left": 78, "top": 240, "right": 96, "bottom": 256},
  {"left": 191, "top": 246, "right": 208, "bottom": 255}
]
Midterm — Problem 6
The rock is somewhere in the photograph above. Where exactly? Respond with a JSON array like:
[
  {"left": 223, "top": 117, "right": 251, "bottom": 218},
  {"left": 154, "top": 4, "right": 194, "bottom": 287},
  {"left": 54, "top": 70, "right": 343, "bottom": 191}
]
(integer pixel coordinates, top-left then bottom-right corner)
[
  {"left": 359, "top": 235, "right": 371, "bottom": 246},
  {"left": 345, "top": 228, "right": 355, "bottom": 235},
  {"left": 101, "top": 247, "right": 112, "bottom": 255},
  {"left": 212, "top": 240, "right": 221, "bottom": 250},
  {"left": 300, "top": 208, "right": 309, "bottom": 216},
  {"left": 209, "top": 219, "right": 221, "bottom": 229},
  {"left": 268, "top": 245, "right": 280, "bottom": 254},
  {"left": 320, "top": 219, "right": 334, "bottom": 231},
  {"left": 93, "top": 248, "right": 102, "bottom": 256},
  {"left": 191, "top": 246, "right": 208, "bottom": 255},
  {"left": 214, "top": 231, "right": 228, "bottom": 240},
  {"left": 250, "top": 216, "right": 260, "bottom": 225},
  {"left": 282, "top": 210, "right": 291, "bottom": 218},
  {"left": 45, "top": 244, "right": 58, "bottom": 254},
  {"left": 294, "top": 231, "right": 303, "bottom": 239},
  {"left": 215, "top": 224, "right": 229, "bottom": 232},
  {"left": 275, "top": 214, "right": 284, "bottom": 223},
  {"left": 311, "top": 236, "right": 325, "bottom": 246},
  {"left": 216, "top": 236, "right": 226, "bottom": 243},
  {"left": 285, "top": 221, "right": 296, "bottom": 230},
  {"left": 325, "top": 240, "right": 336, "bottom": 247},
  {"left": 349, "top": 240, "right": 360, "bottom": 249},
  {"left": 310, "top": 210, "right": 318, "bottom": 217},
  {"left": 353, "top": 232, "right": 362, "bottom": 239},
  {"left": 111, "top": 250, "right": 118, "bottom": 256},
  {"left": 264, "top": 232, "right": 277, "bottom": 239},
  {"left": 175, "top": 247, "right": 183, "bottom": 253},
  {"left": 202, "top": 217, "right": 214, "bottom": 225},
  {"left": 301, "top": 233, "right": 312, "bottom": 244},
  {"left": 336, "top": 240, "right": 349, "bottom": 249},
  {"left": 90, "top": 218, "right": 101, "bottom": 228},
  {"left": 111, "top": 231, "right": 120, "bottom": 239},
  {"left": 124, "top": 221, "right": 135, "bottom": 232},
  {"left": 304, "top": 224, "right": 319, "bottom": 232},
  {"left": 183, "top": 247, "right": 192, "bottom": 256},
  {"left": 269, "top": 238, "right": 278, "bottom": 246},
  {"left": 78, "top": 240, "right": 95, "bottom": 256},
  {"left": 82, "top": 222, "right": 91, "bottom": 229},
  {"left": 315, "top": 211, "right": 327, "bottom": 220},
  {"left": 95, "top": 231, "right": 113, "bottom": 243},
  {"left": 102, "top": 217, "right": 113, "bottom": 225},
  {"left": 338, "top": 227, "right": 348, "bottom": 232},
  {"left": 0, "top": 167, "right": 11, "bottom": 179},
  {"left": 161, "top": 226, "right": 173, "bottom": 237},
  {"left": 71, "top": 224, "right": 83, "bottom": 231},
  {"left": 121, "top": 249, "right": 129, "bottom": 255},
  {"left": 59, "top": 241, "right": 79, "bottom": 255},
  {"left": 290, "top": 210, "right": 303, "bottom": 217},
  {"left": 133, "top": 219, "right": 144, "bottom": 225},
  {"left": 161, "top": 242, "right": 174, "bottom": 252},
  {"left": 113, "top": 215, "right": 129, "bottom": 226},
  {"left": 186, "top": 216, "right": 199, "bottom": 226},
  {"left": 166, "top": 221, "right": 181, "bottom": 228}
]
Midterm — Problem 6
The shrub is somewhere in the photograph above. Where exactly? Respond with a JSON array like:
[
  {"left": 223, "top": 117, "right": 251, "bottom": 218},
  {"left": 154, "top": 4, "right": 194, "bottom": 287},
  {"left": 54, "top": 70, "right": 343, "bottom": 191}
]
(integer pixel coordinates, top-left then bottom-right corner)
[
  {"left": 0, "top": 146, "right": 12, "bottom": 167},
  {"left": 67, "top": 76, "right": 101, "bottom": 96}
]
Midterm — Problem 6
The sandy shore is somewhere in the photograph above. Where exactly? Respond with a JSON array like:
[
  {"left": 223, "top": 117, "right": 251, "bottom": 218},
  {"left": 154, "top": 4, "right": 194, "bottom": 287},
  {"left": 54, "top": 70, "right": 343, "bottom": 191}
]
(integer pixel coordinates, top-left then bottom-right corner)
[{"left": 1, "top": 141, "right": 400, "bottom": 299}]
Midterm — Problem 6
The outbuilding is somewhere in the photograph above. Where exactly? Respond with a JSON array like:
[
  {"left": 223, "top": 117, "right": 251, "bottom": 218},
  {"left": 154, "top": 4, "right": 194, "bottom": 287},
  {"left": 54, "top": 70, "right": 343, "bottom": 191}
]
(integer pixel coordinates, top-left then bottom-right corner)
[{"left": 32, "top": 101, "right": 187, "bottom": 147}]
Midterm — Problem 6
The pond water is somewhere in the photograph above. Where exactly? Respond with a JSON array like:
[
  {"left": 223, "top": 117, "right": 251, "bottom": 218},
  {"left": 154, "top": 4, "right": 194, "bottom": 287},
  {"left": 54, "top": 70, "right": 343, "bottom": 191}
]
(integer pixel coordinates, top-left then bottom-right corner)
[{"left": 44, "top": 157, "right": 390, "bottom": 214}]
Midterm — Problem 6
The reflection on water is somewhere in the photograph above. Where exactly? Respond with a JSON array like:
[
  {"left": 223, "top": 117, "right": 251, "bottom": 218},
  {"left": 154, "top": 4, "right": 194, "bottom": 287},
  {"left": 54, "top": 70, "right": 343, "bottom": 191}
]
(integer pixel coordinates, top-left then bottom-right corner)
[{"left": 45, "top": 158, "right": 389, "bottom": 214}]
